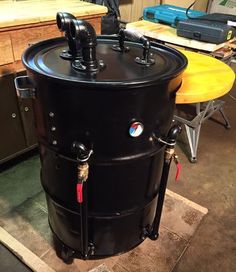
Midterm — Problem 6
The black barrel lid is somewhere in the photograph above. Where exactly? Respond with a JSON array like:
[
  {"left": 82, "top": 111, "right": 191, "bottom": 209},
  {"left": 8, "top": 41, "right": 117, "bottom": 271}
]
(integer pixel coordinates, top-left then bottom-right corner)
[{"left": 22, "top": 36, "right": 187, "bottom": 88}]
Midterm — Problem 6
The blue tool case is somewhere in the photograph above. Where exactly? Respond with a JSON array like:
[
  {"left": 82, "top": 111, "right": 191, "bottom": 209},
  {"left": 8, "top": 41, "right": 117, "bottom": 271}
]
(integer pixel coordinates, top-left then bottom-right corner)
[{"left": 143, "top": 4, "right": 206, "bottom": 27}]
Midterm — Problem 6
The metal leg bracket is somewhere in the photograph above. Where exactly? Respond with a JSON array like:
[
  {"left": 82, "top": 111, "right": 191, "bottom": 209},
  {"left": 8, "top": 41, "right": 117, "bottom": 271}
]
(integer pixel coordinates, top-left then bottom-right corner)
[{"left": 174, "top": 100, "right": 230, "bottom": 162}]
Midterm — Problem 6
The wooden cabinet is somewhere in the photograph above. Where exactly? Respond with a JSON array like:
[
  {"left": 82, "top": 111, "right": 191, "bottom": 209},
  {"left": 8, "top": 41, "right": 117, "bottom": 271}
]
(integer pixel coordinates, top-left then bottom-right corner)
[
  {"left": 0, "top": 73, "right": 37, "bottom": 163},
  {"left": 11, "top": 25, "right": 61, "bottom": 61},
  {"left": 0, "top": 33, "right": 14, "bottom": 66},
  {"left": 0, "top": 0, "right": 107, "bottom": 164}
]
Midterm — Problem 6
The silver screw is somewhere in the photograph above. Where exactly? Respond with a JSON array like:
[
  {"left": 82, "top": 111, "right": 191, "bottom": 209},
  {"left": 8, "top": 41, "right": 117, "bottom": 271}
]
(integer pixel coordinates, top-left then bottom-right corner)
[
  {"left": 51, "top": 126, "right": 56, "bottom": 132},
  {"left": 11, "top": 113, "right": 16, "bottom": 118},
  {"left": 49, "top": 112, "right": 54, "bottom": 118},
  {"left": 52, "top": 140, "right": 57, "bottom": 145},
  {"left": 24, "top": 106, "right": 29, "bottom": 112}
]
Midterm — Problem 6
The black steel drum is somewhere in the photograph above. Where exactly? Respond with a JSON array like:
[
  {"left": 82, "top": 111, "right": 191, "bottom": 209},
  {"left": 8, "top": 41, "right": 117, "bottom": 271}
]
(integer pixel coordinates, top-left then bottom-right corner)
[{"left": 15, "top": 14, "right": 187, "bottom": 263}]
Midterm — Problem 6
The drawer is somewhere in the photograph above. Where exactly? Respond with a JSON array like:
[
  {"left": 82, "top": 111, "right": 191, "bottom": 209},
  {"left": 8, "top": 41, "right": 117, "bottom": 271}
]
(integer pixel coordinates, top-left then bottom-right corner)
[
  {"left": 0, "top": 33, "right": 14, "bottom": 66},
  {"left": 11, "top": 24, "right": 61, "bottom": 61}
]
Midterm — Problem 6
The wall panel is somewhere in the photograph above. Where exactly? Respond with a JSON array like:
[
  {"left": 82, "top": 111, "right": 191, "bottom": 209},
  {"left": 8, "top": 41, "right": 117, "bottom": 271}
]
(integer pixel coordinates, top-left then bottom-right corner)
[
  {"left": 119, "top": 0, "right": 133, "bottom": 22},
  {"left": 162, "top": 0, "right": 208, "bottom": 11}
]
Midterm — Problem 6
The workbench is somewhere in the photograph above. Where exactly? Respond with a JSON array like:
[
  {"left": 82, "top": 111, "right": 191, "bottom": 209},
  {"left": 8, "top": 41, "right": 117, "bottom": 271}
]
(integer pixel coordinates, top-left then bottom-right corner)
[
  {"left": 175, "top": 50, "right": 235, "bottom": 162},
  {"left": 0, "top": 0, "right": 107, "bottom": 164},
  {"left": 126, "top": 20, "right": 236, "bottom": 162},
  {"left": 126, "top": 20, "right": 236, "bottom": 59}
]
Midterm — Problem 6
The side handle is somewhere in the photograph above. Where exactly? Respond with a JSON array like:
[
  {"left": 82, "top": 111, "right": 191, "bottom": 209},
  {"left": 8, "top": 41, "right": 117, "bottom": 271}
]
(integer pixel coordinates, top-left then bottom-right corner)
[{"left": 14, "top": 76, "right": 36, "bottom": 99}]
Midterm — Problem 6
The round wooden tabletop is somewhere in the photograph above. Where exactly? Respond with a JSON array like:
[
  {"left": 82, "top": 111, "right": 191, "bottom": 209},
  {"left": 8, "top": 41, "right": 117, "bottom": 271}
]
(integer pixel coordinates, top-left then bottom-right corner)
[{"left": 176, "top": 50, "right": 235, "bottom": 104}]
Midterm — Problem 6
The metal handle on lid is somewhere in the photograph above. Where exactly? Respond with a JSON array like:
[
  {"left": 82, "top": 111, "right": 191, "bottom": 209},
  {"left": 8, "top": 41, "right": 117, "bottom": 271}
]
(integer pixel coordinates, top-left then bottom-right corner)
[{"left": 112, "top": 28, "right": 155, "bottom": 66}]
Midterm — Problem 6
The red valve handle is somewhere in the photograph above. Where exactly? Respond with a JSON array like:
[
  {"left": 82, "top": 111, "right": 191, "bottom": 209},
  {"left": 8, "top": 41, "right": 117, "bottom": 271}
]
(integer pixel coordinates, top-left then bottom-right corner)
[
  {"left": 173, "top": 154, "right": 182, "bottom": 182},
  {"left": 77, "top": 183, "right": 83, "bottom": 203}
]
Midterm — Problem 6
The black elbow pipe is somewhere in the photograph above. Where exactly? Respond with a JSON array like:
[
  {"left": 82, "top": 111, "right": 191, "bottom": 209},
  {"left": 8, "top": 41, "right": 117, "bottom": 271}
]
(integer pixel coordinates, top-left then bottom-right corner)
[
  {"left": 56, "top": 12, "right": 76, "bottom": 32},
  {"left": 70, "top": 19, "right": 100, "bottom": 72},
  {"left": 56, "top": 12, "right": 78, "bottom": 59},
  {"left": 166, "top": 125, "right": 182, "bottom": 147},
  {"left": 70, "top": 19, "right": 97, "bottom": 47}
]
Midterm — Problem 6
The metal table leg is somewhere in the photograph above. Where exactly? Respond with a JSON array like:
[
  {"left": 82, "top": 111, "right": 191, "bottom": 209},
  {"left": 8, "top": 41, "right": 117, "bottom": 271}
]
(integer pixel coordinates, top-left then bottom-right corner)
[
  {"left": 174, "top": 100, "right": 230, "bottom": 162},
  {"left": 184, "top": 124, "right": 201, "bottom": 163}
]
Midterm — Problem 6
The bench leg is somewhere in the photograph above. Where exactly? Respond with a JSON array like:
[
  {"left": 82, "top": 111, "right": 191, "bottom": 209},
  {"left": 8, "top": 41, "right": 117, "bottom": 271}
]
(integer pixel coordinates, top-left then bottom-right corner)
[
  {"left": 184, "top": 124, "right": 201, "bottom": 163},
  {"left": 219, "top": 107, "right": 231, "bottom": 129},
  {"left": 175, "top": 100, "right": 231, "bottom": 162}
]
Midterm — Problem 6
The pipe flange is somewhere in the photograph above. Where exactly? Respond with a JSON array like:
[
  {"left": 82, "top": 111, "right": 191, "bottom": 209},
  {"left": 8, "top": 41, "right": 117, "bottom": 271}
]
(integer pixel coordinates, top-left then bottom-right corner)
[{"left": 72, "top": 59, "right": 106, "bottom": 73}]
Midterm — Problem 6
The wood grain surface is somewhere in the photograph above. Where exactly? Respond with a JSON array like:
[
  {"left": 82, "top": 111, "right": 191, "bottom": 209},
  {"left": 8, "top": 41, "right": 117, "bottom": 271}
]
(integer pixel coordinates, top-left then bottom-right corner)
[
  {"left": 176, "top": 50, "right": 235, "bottom": 104},
  {"left": 0, "top": 0, "right": 107, "bottom": 71},
  {"left": 126, "top": 20, "right": 232, "bottom": 52},
  {"left": 0, "top": 0, "right": 107, "bottom": 28},
  {"left": 11, "top": 25, "right": 60, "bottom": 61},
  {"left": 0, "top": 33, "right": 14, "bottom": 65}
]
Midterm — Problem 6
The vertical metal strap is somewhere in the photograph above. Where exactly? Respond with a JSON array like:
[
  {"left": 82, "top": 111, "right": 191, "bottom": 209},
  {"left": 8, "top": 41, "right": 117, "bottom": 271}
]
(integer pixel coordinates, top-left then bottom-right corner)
[{"left": 149, "top": 125, "right": 181, "bottom": 240}]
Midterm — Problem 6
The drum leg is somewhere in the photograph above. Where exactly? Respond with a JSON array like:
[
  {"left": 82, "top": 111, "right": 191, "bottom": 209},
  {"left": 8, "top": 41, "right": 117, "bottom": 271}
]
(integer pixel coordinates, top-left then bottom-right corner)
[
  {"left": 53, "top": 233, "right": 75, "bottom": 264},
  {"left": 150, "top": 125, "right": 181, "bottom": 240}
]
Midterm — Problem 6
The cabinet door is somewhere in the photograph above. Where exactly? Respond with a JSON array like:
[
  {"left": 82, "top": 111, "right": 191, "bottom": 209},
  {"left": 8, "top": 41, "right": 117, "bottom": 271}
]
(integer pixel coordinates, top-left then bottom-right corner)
[{"left": 0, "top": 73, "right": 26, "bottom": 161}]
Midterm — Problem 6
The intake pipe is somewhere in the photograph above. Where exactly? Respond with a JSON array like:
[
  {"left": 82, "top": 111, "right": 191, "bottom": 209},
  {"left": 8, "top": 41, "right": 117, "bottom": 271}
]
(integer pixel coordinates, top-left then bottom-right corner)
[
  {"left": 149, "top": 125, "right": 182, "bottom": 240},
  {"left": 56, "top": 12, "right": 78, "bottom": 59},
  {"left": 70, "top": 19, "right": 104, "bottom": 72}
]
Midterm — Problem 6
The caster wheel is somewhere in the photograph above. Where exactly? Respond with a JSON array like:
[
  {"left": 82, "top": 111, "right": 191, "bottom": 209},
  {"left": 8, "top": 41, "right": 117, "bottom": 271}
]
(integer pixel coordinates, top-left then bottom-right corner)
[
  {"left": 149, "top": 232, "right": 159, "bottom": 241},
  {"left": 61, "top": 246, "right": 74, "bottom": 264},
  {"left": 52, "top": 234, "right": 74, "bottom": 264}
]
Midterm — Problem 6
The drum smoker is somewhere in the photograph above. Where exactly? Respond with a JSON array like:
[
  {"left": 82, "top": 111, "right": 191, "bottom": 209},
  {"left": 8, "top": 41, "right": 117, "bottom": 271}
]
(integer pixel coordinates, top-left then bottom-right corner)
[{"left": 15, "top": 13, "right": 187, "bottom": 263}]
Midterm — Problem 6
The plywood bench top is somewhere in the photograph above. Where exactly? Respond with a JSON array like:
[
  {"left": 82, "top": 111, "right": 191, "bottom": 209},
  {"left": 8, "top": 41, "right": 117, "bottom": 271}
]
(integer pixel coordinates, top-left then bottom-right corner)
[
  {"left": 126, "top": 20, "right": 235, "bottom": 53},
  {"left": 176, "top": 50, "right": 235, "bottom": 104},
  {"left": 0, "top": 0, "right": 107, "bottom": 29}
]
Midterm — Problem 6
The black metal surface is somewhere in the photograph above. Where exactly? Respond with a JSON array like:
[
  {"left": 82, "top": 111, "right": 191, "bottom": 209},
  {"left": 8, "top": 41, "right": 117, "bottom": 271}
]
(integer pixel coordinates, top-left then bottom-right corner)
[
  {"left": 21, "top": 28, "right": 187, "bottom": 260},
  {"left": 22, "top": 36, "right": 186, "bottom": 87}
]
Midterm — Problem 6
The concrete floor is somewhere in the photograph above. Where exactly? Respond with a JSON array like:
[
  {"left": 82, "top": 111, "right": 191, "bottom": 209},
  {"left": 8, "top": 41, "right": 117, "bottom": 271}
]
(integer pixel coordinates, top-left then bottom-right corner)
[
  {"left": 0, "top": 244, "right": 32, "bottom": 272},
  {"left": 0, "top": 82, "right": 235, "bottom": 271},
  {"left": 0, "top": 183, "right": 207, "bottom": 272},
  {"left": 168, "top": 81, "right": 236, "bottom": 272}
]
